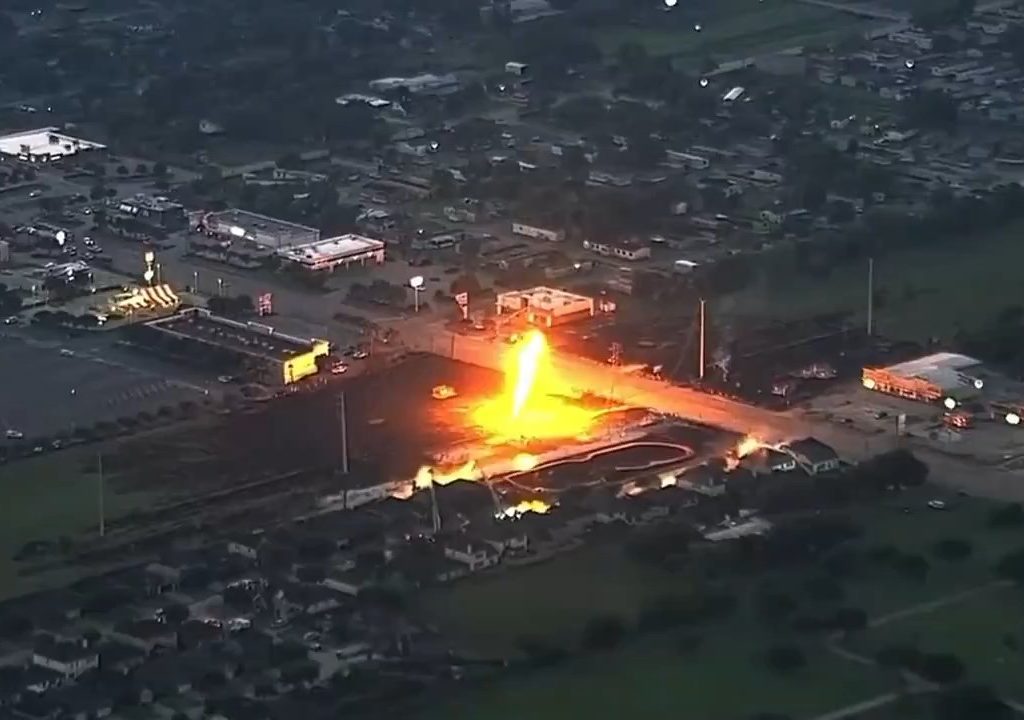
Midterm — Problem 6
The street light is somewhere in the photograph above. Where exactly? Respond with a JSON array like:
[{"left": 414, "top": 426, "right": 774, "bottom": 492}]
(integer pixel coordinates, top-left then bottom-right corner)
[
  {"left": 410, "top": 275, "right": 424, "bottom": 313},
  {"left": 143, "top": 250, "right": 156, "bottom": 285}
]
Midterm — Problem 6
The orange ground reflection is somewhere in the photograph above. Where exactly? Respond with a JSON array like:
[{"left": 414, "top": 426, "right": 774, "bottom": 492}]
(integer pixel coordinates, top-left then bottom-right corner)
[{"left": 470, "top": 329, "right": 598, "bottom": 442}]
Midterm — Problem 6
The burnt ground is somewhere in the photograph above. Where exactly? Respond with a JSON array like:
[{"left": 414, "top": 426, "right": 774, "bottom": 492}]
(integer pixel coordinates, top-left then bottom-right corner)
[{"left": 103, "top": 353, "right": 509, "bottom": 500}]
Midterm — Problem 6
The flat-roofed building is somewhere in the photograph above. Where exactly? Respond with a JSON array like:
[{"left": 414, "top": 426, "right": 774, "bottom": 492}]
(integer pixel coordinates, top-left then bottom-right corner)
[
  {"left": 277, "top": 234, "right": 385, "bottom": 272},
  {"left": 143, "top": 307, "right": 329, "bottom": 385},
  {"left": 0, "top": 127, "right": 105, "bottom": 162},
  {"left": 862, "top": 352, "right": 985, "bottom": 404},
  {"left": 112, "top": 194, "right": 187, "bottom": 232},
  {"left": 496, "top": 286, "right": 595, "bottom": 327},
  {"left": 199, "top": 208, "right": 319, "bottom": 250}
]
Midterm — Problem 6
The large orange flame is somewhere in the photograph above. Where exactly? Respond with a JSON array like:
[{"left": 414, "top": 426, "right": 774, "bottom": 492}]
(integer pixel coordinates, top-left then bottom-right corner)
[{"left": 470, "top": 329, "right": 595, "bottom": 441}]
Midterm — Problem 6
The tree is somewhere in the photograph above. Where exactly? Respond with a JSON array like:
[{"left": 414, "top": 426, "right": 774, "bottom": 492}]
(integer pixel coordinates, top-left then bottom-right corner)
[
  {"left": 581, "top": 614, "right": 626, "bottom": 651},
  {"left": 163, "top": 603, "right": 189, "bottom": 625},
  {"left": 919, "top": 653, "right": 965, "bottom": 686},
  {"left": 762, "top": 644, "right": 806, "bottom": 673},
  {"left": 895, "top": 553, "right": 930, "bottom": 582},
  {"left": 988, "top": 503, "right": 1024, "bottom": 528},
  {"left": 831, "top": 607, "right": 867, "bottom": 635},
  {"left": 934, "top": 684, "right": 1012, "bottom": 720},
  {"left": 996, "top": 548, "right": 1024, "bottom": 584},
  {"left": 932, "top": 538, "right": 973, "bottom": 562}
]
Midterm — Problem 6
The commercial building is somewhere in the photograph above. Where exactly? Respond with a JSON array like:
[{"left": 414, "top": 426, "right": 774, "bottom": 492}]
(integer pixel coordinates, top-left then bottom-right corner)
[
  {"left": 511, "top": 221, "right": 563, "bottom": 242},
  {"left": 277, "top": 234, "right": 386, "bottom": 273},
  {"left": 496, "top": 286, "right": 595, "bottom": 327},
  {"left": 0, "top": 127, "right": 105, "bottom": 162},
  {"left": 198, "top": 209, "right": 320, "bottom": 250},
  {"left": 112, "top": 195, "right": 188, "bottom": 232},
  {"left": 143, "top": 307, "right": 330, "bottom": 385},
  {"left": 862, "top": 352, "right": 985, "bottom": 404}
]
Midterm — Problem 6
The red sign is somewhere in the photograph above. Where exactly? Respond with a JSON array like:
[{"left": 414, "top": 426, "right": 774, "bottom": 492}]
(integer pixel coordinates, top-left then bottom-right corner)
[{"left": 257, "top": 293, "right": 273, "bottom": 316}]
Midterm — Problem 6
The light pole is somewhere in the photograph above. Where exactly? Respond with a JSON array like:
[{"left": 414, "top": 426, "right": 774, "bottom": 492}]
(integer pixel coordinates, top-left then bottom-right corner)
[
  {"left": 143, "top": 251, "right": 155, "bottom": 285},
  {"left": 217, "top": 277, "right": 224, "bottom": 297},
  {"left": 193, "top": 270, "right": 199, "bottom": 293},
  {"left": 156, "top": 262, "right": 162, "bottom": 285},
  {"left": 410, "top": 275, "right": 424, "bottom": 313}
]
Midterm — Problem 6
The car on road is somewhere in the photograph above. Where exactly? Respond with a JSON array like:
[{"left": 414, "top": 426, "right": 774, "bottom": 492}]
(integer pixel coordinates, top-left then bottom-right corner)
[
  {"left": 217, "top": 375, "right": 236, "bottom": 384},
  {"left": 5, "top": 429, "right": 23, "bottom": 440},
  {"left": 330, "top": 362, "right": 348, "bottom": 375},
  {"left": 3, "top": 317, "right": 18, "bottom": 325},
  {"left": 59, "top": 348, "right": 74, "bottom": 357},
  {"left": 927, "top": 499, "right": 948, "bottom": 510},
  {"left": 352, "top": 350, "right": 368, "bottom": 360},
  {"left": 28, "top": 190, "right": 41, "bottom": 198}
]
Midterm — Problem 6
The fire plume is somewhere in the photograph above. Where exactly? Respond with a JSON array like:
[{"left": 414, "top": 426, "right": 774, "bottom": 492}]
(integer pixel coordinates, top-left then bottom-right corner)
[
  {"left": 511, "top": 331, "right": 544, "bottom": 419},
  {"left": 471, "top": 329, "right": 595, "bottom": 441}
]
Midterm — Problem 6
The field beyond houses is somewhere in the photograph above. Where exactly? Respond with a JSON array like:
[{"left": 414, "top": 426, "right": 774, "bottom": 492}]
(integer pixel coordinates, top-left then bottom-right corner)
[
  {"left": 413, "top": 488, "right": 1024, "bottom": 720},
  {"left": 595, "top": 0, "right": 874, "bottom": 64}
]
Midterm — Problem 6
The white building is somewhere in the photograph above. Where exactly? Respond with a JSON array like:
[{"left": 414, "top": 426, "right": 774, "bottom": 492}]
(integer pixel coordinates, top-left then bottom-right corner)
[
  {"left": 368, "top": 73, "right": 460, "bottom": 95},
  {"left": 443, "top": 540, "right": 499, "bottom": 572},
  {"left": 582, "top": 239, "right": 651, "bottom": 261},
  {"left": 0, "top": 127, "right": 105, "bottom": 162},
  {"left": 33, "top": 641, "right": 99, "bottom": 679},
  {"left": 496, "top": 286, "right": 596, "bottom": 326},
  {"left": 666, "top": 150, "right": 710, "bottom": 170},
  {"left": 511, "top": 221, "right": 563, "bottom": 242},
  {"left": 277, "top": 234, "right": 385, "bottom": 272}
]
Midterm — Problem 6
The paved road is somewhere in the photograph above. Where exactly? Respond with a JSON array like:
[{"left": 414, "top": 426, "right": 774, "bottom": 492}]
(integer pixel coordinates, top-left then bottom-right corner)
[{"left": 405, "top": 326, "right": 805, "bottom": 441}]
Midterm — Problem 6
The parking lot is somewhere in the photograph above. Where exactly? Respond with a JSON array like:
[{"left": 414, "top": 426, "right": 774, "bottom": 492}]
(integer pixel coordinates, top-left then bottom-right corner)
[{"left": 0, "top": 333, "right": 208, "bottom": 442}]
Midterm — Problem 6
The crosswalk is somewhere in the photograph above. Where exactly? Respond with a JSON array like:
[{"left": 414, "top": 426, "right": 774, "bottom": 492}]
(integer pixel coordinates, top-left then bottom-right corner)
[{"left": 104, "top": 380, "right": 174, "bottom": 407}]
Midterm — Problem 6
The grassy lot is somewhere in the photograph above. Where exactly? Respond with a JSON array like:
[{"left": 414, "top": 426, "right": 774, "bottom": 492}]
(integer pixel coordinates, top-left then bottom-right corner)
[
  {"left": 595, "top": 0, "right": 869, "bottom": 61},
  {"left": 417, "top": 491, "right": 1024, "bottom": 719},
  {"left": 419, "top": 541, "right": 697, "bottom": 655},
  {"left": 847, "top": 584, "right": 1024, "bottom": 703},
  {"left": 426, "top": 632, "right": 892, "bottom": 720},
  {"left": 732, "top": 219, "right": 1024, "bottom": 342},
  {"left": 0, "top": 449, "right": 153, "bottom": 599}
]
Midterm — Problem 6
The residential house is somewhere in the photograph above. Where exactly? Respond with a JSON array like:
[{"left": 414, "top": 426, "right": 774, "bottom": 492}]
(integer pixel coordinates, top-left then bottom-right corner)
[
  {"left": 226, "top": 535, "right": 260, "bottom": 561},
  {"left": 321, "top": 567, "right": 374, "bottom": 597},
  {"left": 31, "top": 638, "right": 98, "bottom": 680},
  {"left": 783, "top": 437, "right": 840, "bottom": 475},
  {"left": 442, "top": 536, "right": 499, "bottom": 572},
  {"left": 474, "top": 521, "right": 529, "bottom": 555},
  {"left": 109, "top": 619, "right": 177, "bottom": 653},
  {"left": 275, "top": 584, "right": 343, "bottom": 620}
]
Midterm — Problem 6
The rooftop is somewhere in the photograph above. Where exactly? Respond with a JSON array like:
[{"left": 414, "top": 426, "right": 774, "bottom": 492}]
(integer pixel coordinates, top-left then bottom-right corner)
[
  {"left": 497, "top": 286, "right": 593, "bottom": 312},
  {"left": 278, "top": 234, "right": 385, "bottom": 264},
  {"left": 115, "top": 194, "right": 184, "bottom": 213},
  {"left": 0, "top": 127, "right": 105, "bottom": 159},
  {"left": 146, "top": 307, "right": 327, "bottom": 363},
  {"left": 202, "top": 208, "right": 319, "bottom": 248},
  {"left": 881, "top": 352, "right": 983, "bottom": 391}
]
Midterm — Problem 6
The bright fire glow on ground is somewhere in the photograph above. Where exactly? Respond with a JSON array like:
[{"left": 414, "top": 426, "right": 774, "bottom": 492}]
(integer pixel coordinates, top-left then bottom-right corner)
[{"left": 470, "top": 329, "right": 598, "bottom": 442}]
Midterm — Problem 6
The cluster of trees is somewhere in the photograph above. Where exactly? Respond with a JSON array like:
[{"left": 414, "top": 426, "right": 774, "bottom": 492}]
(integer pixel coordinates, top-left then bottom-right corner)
[
  {"left": 207, "top": 294, "right": 254, "bottom": 317},
  {"left": 876, "top": 643, "right": 966, "bottom": 685}
]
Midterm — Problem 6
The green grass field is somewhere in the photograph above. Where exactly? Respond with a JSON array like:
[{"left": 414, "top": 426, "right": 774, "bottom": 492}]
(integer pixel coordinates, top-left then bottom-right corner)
[
  {"left": 417, "top": 493, "right": 1024, "bottom": 720},
  {"left": 419, "top": 542, "right": 698, "bottom": 655},
  {"left": 0, "top": 449, "right": 153, "bottom": 599},
  {"left": 732, "top": 220, "right": 1024, "bottom": 343},
  {"left": 426, "top": 631, "right": 891, "bottom": 720},
  {"left": 849, "top": 584, "right": 1024, "bottom": 703},
  {"left": 595, "top": 0, "right": 870, "bottom": 61}
]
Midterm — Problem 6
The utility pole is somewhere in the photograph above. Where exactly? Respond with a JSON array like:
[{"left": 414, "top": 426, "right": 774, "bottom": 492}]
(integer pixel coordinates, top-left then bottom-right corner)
[
  {"left": 97, "top": 452, "right": 105, "bottom": 538},
  {"left": 866, "top": 257, "right": 874, "bottom": 336},
  {"left": 337, "top": 392, "right": 349, "bottom": 475},
  {"left": 698, "top": 298, "right": 706, "bottom": 382},
  {"left": 429, "top": 473, "right": 441, "bottom": 534}
]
